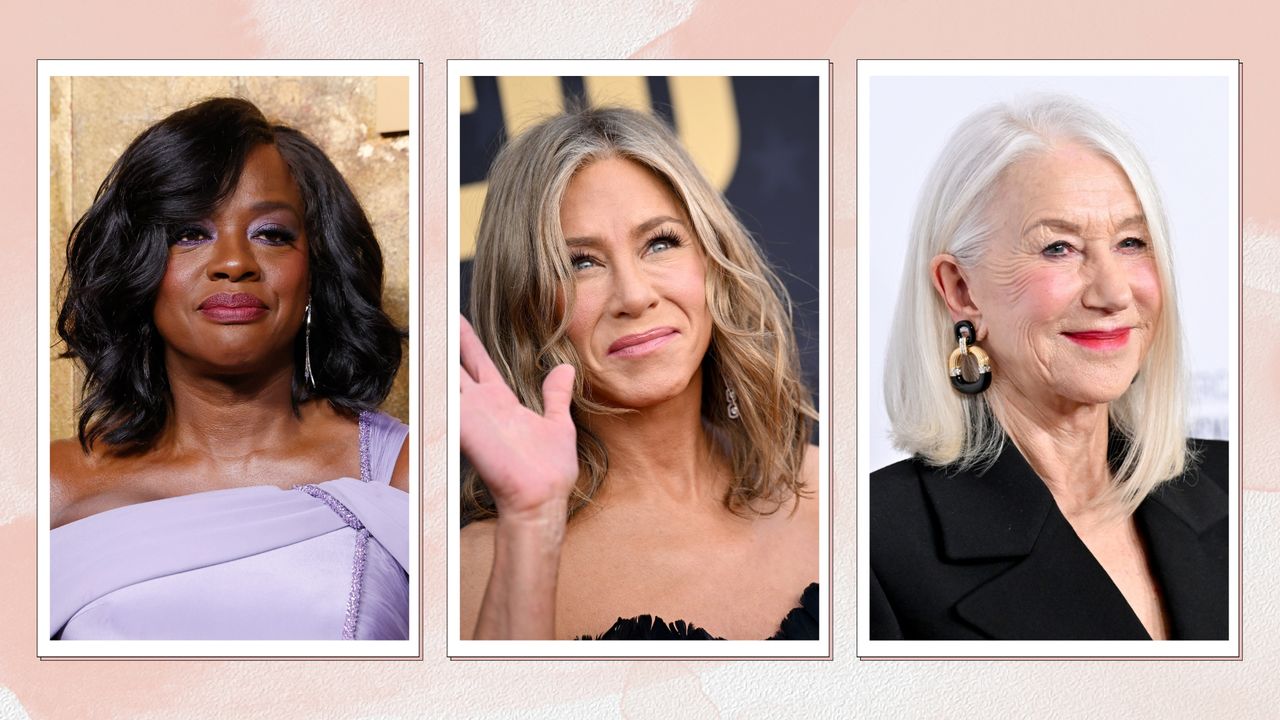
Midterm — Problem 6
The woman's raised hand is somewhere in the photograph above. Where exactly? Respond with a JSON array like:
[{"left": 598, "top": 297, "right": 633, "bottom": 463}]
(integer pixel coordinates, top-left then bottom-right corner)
[
  {"left": 459, "top": 315, "right": 579, "bottom": 521},
  {"left": 460, "top": 315, "right": 579, "bottom": 639}
]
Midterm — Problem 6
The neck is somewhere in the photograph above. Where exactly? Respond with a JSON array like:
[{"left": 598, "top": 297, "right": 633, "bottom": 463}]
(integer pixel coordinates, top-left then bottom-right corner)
[
  {"left": 584, "top": 370, "right": 727, "bottom": 506},
  {"left": 987, "top": 383, "right": 1112, "bottom": 518},
  {"left": 159, "top": 353, "right": 310, "bottom": 459}
]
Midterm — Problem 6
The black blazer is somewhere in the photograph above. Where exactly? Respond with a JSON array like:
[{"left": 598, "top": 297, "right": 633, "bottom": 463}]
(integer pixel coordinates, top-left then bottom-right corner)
[{"left": 870, "top": 438, "right": 1229, "bottom": 640}]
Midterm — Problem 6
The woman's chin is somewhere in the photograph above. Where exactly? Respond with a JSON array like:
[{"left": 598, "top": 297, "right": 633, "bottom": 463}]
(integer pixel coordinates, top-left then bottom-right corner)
[
  {"left": 1042, "top": 377, "right": 1137, "bottom": 409},
  {"left": 186, "top": 357, "right": 290, "bottom": 382},
  {"left": 591, "top": 382, "right": 695, "bottom": 412}
]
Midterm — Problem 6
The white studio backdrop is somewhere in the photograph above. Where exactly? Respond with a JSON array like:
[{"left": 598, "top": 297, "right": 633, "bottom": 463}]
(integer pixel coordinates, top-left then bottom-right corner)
[{"left": 866, "top": 73, "right": 1233, "bottom": 471}]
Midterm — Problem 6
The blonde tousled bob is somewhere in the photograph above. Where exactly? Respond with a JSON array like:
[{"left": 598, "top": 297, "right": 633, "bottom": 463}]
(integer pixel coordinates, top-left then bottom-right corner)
[
  {"left": 464, "top": 106, "right": 815, "bottom": 521},
  {"left": 884, "top": 94, "right": 1189, "bottom": 516}
]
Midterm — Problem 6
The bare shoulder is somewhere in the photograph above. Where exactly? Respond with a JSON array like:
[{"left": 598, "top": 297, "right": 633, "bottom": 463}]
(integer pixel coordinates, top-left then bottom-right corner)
[
  {"left": 390, "top": 436, "right": 410, "bottom": 492},
  {"left": 802, "top": 443, "right": 820, "bottom": 488},
  {"left": 758, "top": 444, "right": 821, "bottom": 536},
  {"left": 795, "top": 443, "right": 821, "bottom": 520},
  {"left": 49, "top": 437, "right": 97, "bottom": 526},
  {"left": 50, "top": 437, "right": 87, "bottom": 486},
  {"left": 459, "top": 518, "right": 497, "bottom": 639}
]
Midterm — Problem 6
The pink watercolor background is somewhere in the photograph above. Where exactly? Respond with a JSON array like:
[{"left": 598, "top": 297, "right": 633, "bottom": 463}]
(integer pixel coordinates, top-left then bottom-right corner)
[{"left": 4, "top": 0, "right": 1279, "bottom": 717}]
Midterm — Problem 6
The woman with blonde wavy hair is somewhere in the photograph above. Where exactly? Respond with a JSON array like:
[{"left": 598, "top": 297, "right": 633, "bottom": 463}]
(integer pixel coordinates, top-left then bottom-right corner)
[
  {"left": 460, "top": 106, "right": 819, "bottom": 640},
  {"left": 871, "top": 94, "right": 1227, "bottom": 641}
]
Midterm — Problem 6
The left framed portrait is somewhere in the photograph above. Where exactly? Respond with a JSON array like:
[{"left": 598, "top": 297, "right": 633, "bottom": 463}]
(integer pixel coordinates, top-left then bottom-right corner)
[{"left": 37, "top": 59, "right": 421, "bottom": 658}]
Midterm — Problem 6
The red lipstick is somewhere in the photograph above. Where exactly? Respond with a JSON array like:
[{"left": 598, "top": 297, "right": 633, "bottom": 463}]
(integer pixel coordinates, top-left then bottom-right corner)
[
  {"left": 1063, "top": 328, "right": 1131, "bottom": 351},
  {"left": 198, "top": 292, "right": 268, "bottom": 323},
  {"left": 607, "top": 327, "right": 678, "bottom": 358}
]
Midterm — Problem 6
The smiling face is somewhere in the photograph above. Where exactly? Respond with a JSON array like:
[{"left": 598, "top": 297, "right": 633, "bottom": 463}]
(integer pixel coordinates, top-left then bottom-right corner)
[
  {"left": 152, "top": 143, "right": 310, "bottom": 376},
  {"left": 956, "top": 142, "right": 1163, "bottom": 409},
  {"left": 558, "top": 156, "right": 713, "bottom": 409}
]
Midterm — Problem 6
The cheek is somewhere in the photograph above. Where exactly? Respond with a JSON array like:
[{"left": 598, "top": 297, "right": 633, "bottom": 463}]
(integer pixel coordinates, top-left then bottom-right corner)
[
  {"left": 272, "top": 253, "right": 310, "bottom": 300},
  {"left": 564, "top": 282, "right": 604, "bottom": 356},
  {"left": 1128, "top": 258, "right": 1162, "bottom": 320},
  {"left": 152, "top": 253, "right": 193, "bottom": 328},
  {"left": 667, "top": 256, "right": 710, "bottom": 322},
  {"left": 977, "top": 264, "right": 1080, "bottom": 335}
]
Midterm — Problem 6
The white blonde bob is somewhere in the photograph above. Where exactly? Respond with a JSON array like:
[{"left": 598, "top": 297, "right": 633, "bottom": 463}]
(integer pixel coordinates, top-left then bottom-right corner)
[{"left": 884, "top": 94, "right": 1188, "bottom": 514}]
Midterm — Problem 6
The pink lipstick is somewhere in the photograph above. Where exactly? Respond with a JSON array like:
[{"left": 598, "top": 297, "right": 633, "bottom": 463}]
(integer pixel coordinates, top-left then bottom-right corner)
[
  {"left": 607, "top": 327, "right": 678, "bottom": 358},
  {"left": 1063, "top": 328, "right": 1131, "bottom": 351},
  {"left": 198, "top": 292, "right": 268, "bottom": 323}
]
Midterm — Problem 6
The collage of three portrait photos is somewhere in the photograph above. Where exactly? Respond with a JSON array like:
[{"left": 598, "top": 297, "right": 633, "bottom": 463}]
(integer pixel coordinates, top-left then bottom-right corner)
[{"left": 36, "top": 58, "right": 1239, "bottom": 660}]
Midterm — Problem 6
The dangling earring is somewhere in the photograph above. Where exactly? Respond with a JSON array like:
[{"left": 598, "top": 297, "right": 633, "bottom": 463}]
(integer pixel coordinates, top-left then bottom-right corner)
[
  {"left": 948, "top": 320, "right": 991, "bottom": 394},
  {"left": 725, "top": 382, "right": 741, "bottom": 420},
  {"left": 304, "top": 298, "right": 316, "bottom": 390}
]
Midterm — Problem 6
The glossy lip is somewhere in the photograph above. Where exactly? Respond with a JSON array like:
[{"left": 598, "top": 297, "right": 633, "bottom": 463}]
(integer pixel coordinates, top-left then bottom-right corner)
[
  {"left": 198, "top": 292, "right": 268, "bottom": 324},
  {"left": 607, "top": 327, "right": 679, "bottom": 358},
  {"left": 1062, "top": 327, "right": 1132, "bottom": 350}
]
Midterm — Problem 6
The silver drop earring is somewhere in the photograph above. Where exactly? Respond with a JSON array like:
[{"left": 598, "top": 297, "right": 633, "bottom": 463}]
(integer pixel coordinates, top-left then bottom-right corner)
[
  {"left": 304, "top": 299, "right": 316, "bottom": 390},
  {"left": 726, "top": 382, "right": 740, "bottom": 420}
]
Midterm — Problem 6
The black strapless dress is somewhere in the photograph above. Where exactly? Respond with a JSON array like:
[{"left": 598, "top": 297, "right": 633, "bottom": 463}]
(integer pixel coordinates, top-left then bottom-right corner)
[{"left": 578, "top": 583, "right": 819, "bottom": 640}]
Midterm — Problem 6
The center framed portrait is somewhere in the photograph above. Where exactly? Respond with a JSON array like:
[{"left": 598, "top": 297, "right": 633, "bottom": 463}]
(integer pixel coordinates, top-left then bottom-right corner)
[{"left": 447, "top": 59, "right": 830, "bottom": 658}]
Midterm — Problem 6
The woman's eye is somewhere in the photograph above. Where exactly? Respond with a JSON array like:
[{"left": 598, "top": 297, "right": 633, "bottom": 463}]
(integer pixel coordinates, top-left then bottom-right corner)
[
  {"left": 252, "top": 225, "right": 297, "bottom": 246},
  {"left": 1041, "top": 241, "right": 1075, "bottom": 257},
  {"left": 647, "top": 232, "right": 683, "bottom": 254},
  {"left": 1117, "top": 236, "right": 1148, "bottom": 252},
  {"left": 570, "top": 253, "right": 598, "bottom": 272},
  {"left": 172, "top": 226, "right": 210, "bottom": 246}
]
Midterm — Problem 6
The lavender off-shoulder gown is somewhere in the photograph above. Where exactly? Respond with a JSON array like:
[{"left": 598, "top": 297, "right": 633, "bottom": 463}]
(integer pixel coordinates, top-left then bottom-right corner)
[{"left": 51, "top": 411, "right": 410, "bottom": 640}]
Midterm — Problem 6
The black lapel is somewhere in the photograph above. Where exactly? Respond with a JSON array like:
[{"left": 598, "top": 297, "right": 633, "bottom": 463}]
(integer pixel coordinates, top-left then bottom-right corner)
[
  {"left": 1135, "top": 443, "right": 1230, "bottom": 640},
  {"left": 923, "top": 439, "right": 1150, "bottom": 640}
]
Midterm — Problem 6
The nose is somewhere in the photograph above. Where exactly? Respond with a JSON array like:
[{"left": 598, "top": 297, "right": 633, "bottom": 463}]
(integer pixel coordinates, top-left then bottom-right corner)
[
  {"left": 205, "top": 234, "right": 261, "bottom": 283},
  {"left": 609, "top": 257, "right": 660, "bottom": 317},
  {"left": 1081, "top": 251, "right": 1134, "bottom": 312}
]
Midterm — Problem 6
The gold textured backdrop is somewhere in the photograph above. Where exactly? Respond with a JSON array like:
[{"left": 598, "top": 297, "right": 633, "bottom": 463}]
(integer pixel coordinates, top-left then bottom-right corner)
[{"left": 48, "top": 76, "right": 411, "bottom": 438}]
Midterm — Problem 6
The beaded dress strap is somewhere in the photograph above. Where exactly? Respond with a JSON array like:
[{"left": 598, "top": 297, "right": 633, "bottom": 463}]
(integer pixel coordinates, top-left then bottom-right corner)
[
  {"left": 289, "top": 410, "right": 377, "bottom": 639},
  {"left": 358, "top": 410, "right": 373, "bottom": 483},
  {"left": 295, "top": 484, "right": 370, "bottom": 640}
]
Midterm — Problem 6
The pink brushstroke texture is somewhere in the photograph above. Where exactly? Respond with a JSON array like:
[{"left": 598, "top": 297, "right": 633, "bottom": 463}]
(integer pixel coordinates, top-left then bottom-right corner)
[{"left": 1, "top": 0, "right": 1277, "bottom": 716}]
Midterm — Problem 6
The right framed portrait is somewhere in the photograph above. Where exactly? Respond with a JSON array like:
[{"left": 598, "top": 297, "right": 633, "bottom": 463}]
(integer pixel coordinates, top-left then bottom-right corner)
[{"left": 856, "top": 60, "right": 1240, "bottom": 658}]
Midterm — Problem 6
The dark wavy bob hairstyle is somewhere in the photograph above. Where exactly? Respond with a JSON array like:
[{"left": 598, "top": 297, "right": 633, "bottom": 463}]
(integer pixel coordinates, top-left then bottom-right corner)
[{"left": 57, "top": 97, "right": 405, "bottom": 453}]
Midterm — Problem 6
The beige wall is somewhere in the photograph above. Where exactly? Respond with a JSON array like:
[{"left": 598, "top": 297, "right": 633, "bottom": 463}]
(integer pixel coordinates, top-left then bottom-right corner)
[{"left": 49, "top": 76, "right": 411, "bottom": 438}]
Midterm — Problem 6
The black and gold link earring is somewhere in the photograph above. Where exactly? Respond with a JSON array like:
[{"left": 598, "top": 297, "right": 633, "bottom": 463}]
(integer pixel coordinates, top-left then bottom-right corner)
[{"left": 948, "top": 320, "right": 991, "bottom": 394}]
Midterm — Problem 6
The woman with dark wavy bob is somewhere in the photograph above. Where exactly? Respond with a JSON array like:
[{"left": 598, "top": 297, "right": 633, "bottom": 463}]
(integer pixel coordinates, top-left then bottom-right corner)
[{"left": 50, "top": 97, "right": 410, "bottom": 641}]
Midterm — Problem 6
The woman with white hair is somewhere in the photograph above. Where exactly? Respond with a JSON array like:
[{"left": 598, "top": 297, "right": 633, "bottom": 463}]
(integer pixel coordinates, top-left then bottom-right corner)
[{"left": 871, "top": 95, "right": 1227, "bottom": 640}]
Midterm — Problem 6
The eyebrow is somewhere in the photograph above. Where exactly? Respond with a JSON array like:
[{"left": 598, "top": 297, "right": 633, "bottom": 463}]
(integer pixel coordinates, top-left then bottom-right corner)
[
  {"left": 1024, "top": 213, "right": 1147, "bottom": 237},
  {"left": 250, "top": 200, "right": 303, "bottom": 218},
  {"left": 565, "top": 215, "right": 687, "bottom": 247}
]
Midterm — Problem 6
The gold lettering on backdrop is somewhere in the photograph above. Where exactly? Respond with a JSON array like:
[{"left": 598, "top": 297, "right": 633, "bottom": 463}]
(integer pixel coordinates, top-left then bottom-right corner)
[
  {"left": 461, "top": 77, "right": 563, "bottom": 259},
  {"left": 583, "top": 76, "right": 651, "bottom": 112},
  {"left": 460, "top": 76, "right": 741, "bottom": 261},
  {"left": 497, "top": 76, "right": 564, "bottom": 136},
  {"left": 459, "top": 76, "right": 477, "bottom": 115},
  {"left": 670, "top": 76, "right": 738, "bottom": 190},
  {"left": 458, "top": 75, "right": 484, "bottom": 261},
  {"left": 459, "top": 183, "right": 487, "bottom": 263}
]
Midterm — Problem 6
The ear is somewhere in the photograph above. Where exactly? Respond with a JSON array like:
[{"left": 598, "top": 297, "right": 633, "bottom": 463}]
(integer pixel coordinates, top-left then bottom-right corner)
[{"left": 930, "top": 253, "right": 985, "bottom": 338}]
